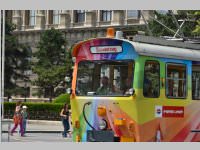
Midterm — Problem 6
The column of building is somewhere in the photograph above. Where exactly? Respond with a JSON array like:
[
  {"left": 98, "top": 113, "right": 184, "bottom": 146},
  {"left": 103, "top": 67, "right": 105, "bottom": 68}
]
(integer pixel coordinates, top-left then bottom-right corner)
[{"left": 70, "top": 10, "right": 74, "bottom": 27}]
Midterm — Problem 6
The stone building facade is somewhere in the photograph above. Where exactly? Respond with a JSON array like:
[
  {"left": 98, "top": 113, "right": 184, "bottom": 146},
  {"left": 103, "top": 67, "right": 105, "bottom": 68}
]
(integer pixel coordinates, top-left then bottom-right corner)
[{"left": 5, "top": 10, "right": 154, "bottom": 98}]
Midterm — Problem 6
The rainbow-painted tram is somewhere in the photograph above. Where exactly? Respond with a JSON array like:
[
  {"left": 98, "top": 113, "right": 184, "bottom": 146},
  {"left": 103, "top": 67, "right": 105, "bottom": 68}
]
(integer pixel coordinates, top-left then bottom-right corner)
[{"left": 69, "top": 29, "right": 200, "bottom": 142}]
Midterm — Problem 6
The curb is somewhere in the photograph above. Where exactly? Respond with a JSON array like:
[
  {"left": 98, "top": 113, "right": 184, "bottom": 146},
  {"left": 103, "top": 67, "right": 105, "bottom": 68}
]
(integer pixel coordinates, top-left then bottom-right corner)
[
  {"left": 2, "top": 119, "right": 62, "bottom": 125},
  {"left": 2, "top": 130, "right": 72, "bottom": 133}
]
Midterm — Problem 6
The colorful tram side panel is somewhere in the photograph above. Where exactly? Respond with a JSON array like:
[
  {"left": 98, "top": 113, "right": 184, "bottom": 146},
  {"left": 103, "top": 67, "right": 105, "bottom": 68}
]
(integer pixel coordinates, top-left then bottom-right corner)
[{"left": 69, "top": 34, "right": 200, "bottom": 142}]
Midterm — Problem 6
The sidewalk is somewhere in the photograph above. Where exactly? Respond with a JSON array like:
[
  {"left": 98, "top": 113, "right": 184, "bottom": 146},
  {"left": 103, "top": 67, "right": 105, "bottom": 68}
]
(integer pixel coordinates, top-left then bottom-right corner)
[
  {"left": 2, "top": 119, "right": 62, "bottom": 125},
  {"left": 2, "top": 119, "right": 73, "bottom": 142},
  {"left": 2, "top": 119, "right": 72, "bottom": 132}
]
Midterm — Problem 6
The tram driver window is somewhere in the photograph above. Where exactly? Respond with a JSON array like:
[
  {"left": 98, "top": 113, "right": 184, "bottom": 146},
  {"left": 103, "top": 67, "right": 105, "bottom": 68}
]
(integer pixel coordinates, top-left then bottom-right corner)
[
  {"left": 166, "top": 64, "right": 186, "bottom": 98},
  {"left": 143, "top": 61, "right": 160, "bottom": 98},
  {"left": 76, "top": 60, "right": 134, "bottom": 96}
]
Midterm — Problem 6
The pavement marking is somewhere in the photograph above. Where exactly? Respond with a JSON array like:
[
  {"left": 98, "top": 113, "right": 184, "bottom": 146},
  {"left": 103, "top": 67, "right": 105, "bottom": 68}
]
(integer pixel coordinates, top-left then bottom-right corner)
[
  {"left": 11, "top": 136, "right": 33, "bottom": 142},
  {"left": 7, "top": 134, "right": 73, "bottom": 142}
]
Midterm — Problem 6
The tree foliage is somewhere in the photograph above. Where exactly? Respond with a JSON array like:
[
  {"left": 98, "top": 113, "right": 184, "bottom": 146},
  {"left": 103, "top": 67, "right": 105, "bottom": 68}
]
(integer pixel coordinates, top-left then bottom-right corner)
[
  {"left": 193, "top": 11, "right": 200, "bottom": 33},
  {"left": 148, "top": 10, "right": 198, "bottom": 37},
  {"left": 33, "top": 28, "right": 72, "bottom": 99},
  {"left": 4, "top": 20, "right": 31, "bottom": 97}
]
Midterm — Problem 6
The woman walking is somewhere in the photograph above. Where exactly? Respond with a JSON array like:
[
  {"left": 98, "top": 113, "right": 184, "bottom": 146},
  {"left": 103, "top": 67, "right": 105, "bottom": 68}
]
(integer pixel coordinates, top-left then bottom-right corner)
[
  {"left": 10, "top": 101, "right": 24, "bottom": 136},
  {"left": 60, "top": 103, "right": 70, "bottom": 138}
]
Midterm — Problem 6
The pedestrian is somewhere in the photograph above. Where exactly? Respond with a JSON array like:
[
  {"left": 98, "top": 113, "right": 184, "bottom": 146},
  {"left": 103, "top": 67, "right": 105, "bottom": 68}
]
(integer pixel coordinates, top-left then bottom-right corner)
[
  {"left": 10, "top": 101, "right": 24, "bottom": 136},
  {"left": 8, "top": 96, "right": 13, "bottom": 102},
  {"left": 21, "top": 105, "right": 28, "bottom": 135},
  {"left": 60, "top": 103, "right": 70, "bottom": 138}
]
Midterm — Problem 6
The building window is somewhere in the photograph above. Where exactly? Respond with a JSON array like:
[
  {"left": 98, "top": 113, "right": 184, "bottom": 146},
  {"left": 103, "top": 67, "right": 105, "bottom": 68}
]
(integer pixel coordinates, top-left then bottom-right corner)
[
  {"left": 25, "top": 10, "right": 36, "bottom": 26},
  {"left": 192, "top": 71, "right": 200, "bottom": 100},
  {"left": 48, "top": 10, "right": 60, "bottom": 25},
  {"left": 74, "top": 10, "right": 85, "bottom": 23},
  {"left": 29, "top": 10, "right": 36, "bottom": 26},
  {"left": 127, "top": 10, "right": 140, "bottom": 19},
  {"left": 143, "top": 61, "right": 160, "bottom": 98},
  {"left": 5, "top": 10, "right": 12, "bottom": 23},
  {"left": 53, "top": 10, "right": 60, "bottom": 24},
  {"left": 166, "top": 64, "right": 187, "bottom": 98},
  {"left": 100, "top": 10, "right": 112, "bottom": 21}
]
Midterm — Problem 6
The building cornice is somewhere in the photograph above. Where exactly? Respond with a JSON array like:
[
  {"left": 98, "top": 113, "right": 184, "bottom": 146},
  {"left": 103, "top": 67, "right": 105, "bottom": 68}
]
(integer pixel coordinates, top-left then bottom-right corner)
[{"left": 13, "top": 24, "right": 145, "bottom": 35}]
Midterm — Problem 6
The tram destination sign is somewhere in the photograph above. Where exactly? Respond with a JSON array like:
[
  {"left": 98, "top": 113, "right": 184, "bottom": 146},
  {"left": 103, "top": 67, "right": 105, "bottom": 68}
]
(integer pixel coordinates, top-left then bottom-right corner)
[
  {"left": 90, "top": 46, "right": 122, "bottom": 54},
  {"left": 155, "top": 106, "right": 184, "bottom": 118}
]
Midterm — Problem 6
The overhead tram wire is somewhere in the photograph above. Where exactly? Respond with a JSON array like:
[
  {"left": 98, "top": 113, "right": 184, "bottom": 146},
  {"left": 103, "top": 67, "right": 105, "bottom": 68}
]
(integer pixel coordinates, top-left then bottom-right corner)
[
  {"left": 168, "top": 10, "right": 185, "bottom": 38},
  {"left": 148, "top": 11, "right": 182, "bottom": 38},
  {"left": 140, "top": 10, "right": 153, "bottom": 36}
]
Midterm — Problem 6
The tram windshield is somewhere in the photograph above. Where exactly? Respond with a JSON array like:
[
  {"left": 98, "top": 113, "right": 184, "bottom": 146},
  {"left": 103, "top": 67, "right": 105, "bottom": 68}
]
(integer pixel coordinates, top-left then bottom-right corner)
[{"left": 76, "top": 60, "right": 134, "bottom": 96}]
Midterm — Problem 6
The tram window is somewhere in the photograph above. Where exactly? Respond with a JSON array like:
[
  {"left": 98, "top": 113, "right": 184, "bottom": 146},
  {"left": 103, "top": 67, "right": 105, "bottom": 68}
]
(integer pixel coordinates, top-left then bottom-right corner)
[
  {"left": 76, "top": 60, "right": 134, "bottom": 96},
  {"left": 192, "top": 71, "right": 200, "bottom": 100},
  {"left": 166, "top": 64, "right": 186, "bottom": 99},
  {"left": 143, "top": 61, "right": 160, "bottom": 98}
]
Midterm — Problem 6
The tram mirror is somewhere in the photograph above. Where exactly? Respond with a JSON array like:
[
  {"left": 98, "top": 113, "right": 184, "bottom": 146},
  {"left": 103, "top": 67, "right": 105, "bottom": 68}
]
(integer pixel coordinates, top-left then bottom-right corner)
[
  {"left": 87, "top": 92, "right": 96, "bottom": 96},
  {"left": 128, "top": 88, "right": 135, "bottom": 96},
  {"left": 67, "top": 88, "right": 72, "bottom": 94},
  {"left": 72, "top": 57, "right": 76, "bottom": 63}
]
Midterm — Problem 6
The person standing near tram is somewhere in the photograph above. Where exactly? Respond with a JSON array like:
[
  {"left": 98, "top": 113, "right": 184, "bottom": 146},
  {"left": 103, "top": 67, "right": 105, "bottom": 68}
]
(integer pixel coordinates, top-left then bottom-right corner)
[{"left": 60, "top": 103, "right": 70, "bottom": 138}]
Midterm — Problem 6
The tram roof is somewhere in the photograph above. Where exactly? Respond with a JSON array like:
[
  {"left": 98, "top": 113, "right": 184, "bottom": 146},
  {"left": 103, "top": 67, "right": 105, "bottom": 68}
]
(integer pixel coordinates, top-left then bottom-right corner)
[
  {"left": 130, "top": 35, "right": 200, "bottom": 61},
  {"left": 132, "top": 35, "right": 200, "bottom": 50},
  {"left": 72, "top": 36, "right": 200, "bottom": 61}
]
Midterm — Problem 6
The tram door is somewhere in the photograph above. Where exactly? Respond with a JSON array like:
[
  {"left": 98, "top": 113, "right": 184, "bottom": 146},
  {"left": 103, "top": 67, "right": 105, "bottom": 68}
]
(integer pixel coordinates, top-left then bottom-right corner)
[{"left": 192, "top": 64, "right": 200, "bottom": 100}]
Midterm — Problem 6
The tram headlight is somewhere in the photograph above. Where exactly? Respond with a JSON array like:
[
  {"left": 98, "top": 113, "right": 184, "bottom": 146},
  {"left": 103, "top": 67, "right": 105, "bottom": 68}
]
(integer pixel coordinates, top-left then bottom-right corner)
[{"left": 99, "top": 119, "right": 107, "bottom": 130}]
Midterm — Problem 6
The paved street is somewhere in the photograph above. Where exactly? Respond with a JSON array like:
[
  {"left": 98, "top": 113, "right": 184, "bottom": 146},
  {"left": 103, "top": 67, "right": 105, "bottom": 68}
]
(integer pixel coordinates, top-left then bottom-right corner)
[
  {"left": 2, "top": 133, "right": 72, "bottom": 142},
  {"left": 1, "top": 120, "right": 73, "bottom": 142}
]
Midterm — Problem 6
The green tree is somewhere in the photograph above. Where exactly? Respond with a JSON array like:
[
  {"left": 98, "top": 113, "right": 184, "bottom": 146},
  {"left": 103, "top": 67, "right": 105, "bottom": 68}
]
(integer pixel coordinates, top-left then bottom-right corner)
[
  {"left": 148, "top": 10, "right": 197, "bottom": 37},
  {"left": 33, "top": 28, "right": 71, "bottom": 101},
  {"left": 177, "top": 10, "right": 199, "bottom": 36},
  {"left": 193, "top": 11, "right": 200, "bottom": 33},
  {"left": 148, "top": 11, "right": 176, "bottom": 37},
  {"left": 4, "top": 20, "right": 31, "bottom": 97}
]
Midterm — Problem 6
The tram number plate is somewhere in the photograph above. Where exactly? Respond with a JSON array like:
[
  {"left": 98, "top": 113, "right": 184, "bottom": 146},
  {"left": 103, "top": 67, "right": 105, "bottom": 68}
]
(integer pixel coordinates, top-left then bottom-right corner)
[{"left": 155, "top": 106, "right": 184, "bottom": 118}]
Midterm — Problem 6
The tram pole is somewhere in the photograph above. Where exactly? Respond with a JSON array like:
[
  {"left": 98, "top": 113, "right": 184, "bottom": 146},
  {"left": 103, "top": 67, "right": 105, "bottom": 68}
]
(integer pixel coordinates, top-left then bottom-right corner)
[
  {"left": 2, "top": 10, "right": 5, "bottom": 120},
  {"left": 0, "top": 10, "right": 5, "bottom": 142},
  {"left": 0, "top": 10, "right": 2, "bottom": 143}
]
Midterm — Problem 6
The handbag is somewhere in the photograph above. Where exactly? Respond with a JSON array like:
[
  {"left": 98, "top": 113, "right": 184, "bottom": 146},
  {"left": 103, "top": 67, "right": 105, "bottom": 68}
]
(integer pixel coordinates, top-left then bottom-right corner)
[{"left": 13, "top": 114, "right": 22, "bottom": 124}]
